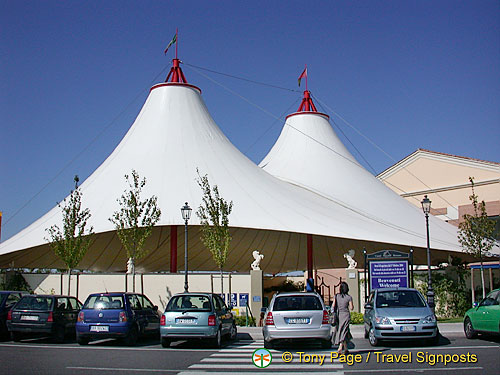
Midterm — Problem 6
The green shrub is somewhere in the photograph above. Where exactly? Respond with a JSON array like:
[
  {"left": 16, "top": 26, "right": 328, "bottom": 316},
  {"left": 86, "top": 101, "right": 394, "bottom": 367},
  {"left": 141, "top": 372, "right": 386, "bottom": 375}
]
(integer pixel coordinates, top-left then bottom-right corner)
[
  {"left": 234, "top": 315, "right": 256, "bottom": 327},
  {"left": 350, "top": 312, "right": 364, "bottom": 325},
  {"left": 0, "top": 272, "right": 32, "bottom": 293}
]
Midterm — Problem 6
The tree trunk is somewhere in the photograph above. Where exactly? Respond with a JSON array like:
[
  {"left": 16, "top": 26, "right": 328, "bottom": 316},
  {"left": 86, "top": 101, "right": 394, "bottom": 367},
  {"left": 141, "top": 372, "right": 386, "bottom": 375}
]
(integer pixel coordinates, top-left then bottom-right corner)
[
  {"left": 67, "top": 268, "right": 72, "bottom": 296},
  {"left": 132, "top": 259, "right": 136, "bottom": 293},
  {"left": 220, "top": 267, "right": 224, "bottom": 296},
  {"left": 480, "top": 258, "right": 486, "bottom": 299}
]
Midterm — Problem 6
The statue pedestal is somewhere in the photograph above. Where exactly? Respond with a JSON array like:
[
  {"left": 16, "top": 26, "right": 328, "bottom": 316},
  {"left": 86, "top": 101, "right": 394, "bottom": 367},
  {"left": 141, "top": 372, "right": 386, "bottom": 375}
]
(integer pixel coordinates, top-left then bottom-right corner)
[
  {"left": 345, "top": 269, "right": 360, "bottom": 312},
  {"left": 250, "top": 270, "right": 263, "bottom": 322}
]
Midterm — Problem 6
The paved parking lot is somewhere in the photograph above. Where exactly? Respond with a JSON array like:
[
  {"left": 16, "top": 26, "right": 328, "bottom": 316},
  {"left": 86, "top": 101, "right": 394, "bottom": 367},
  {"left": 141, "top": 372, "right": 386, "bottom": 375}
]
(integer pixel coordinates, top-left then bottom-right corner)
[{"left": 0, "top": 324, "right": 499, "bottom": 374}]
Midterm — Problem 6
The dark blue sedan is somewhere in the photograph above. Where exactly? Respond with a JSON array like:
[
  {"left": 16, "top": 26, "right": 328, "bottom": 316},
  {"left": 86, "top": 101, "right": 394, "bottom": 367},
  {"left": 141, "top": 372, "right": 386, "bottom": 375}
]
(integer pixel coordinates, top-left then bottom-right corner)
[{"left": 76, "top": 292, "right": 161, "bottom": 346}]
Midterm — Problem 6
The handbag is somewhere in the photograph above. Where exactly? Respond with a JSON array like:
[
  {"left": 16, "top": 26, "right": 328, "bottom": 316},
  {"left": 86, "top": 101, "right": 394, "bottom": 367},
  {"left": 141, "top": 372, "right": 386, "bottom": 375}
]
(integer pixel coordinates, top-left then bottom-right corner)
[{"left": 332, "top": 294, "right": 339, "bottom": 326}]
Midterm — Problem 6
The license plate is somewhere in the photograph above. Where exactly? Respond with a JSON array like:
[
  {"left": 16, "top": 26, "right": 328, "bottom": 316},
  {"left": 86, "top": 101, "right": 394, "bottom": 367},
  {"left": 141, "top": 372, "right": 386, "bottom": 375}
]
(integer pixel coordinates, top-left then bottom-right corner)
[
  {"left": 90, "top": 325, "right": 109, "bottom": 332},
  {"left": 287, "top": 318, "right": 309, "bottom": 324},
  {"left": 401, "top": 325, "right": 416, "bottom": 332},
  {"left": 176, "top": 318, "right": 196, "bottom": 324},
  {"left": 21, "top": 315, "right": 39, "bottom": 321}
]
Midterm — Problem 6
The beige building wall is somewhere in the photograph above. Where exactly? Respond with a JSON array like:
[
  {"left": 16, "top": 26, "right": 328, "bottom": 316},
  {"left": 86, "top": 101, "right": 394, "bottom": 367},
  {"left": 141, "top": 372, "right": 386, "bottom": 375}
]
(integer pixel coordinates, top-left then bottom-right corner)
[{"left": 377, "top": 149, "right": 500, "bottom": 226}]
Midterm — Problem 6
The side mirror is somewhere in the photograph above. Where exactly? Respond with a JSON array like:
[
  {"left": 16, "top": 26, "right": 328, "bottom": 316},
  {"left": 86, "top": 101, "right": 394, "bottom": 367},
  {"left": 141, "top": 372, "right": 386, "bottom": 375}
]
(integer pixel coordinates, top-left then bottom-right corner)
[
  {"left": 364, "top": 303, "right": 373, "bottom": 310},
  {"left": 153, "top": 305, "right": 158, "bottom": 311}
]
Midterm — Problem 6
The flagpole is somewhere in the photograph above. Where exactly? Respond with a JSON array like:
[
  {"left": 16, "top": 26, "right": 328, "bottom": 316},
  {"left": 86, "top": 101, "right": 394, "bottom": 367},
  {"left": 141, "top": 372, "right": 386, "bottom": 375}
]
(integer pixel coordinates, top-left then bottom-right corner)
[
  {"left": 305, "top": 64, "right": 308, "bottom": 92},
  {"left": 175, "top": 28, "right": 178, "bottom": 60}
]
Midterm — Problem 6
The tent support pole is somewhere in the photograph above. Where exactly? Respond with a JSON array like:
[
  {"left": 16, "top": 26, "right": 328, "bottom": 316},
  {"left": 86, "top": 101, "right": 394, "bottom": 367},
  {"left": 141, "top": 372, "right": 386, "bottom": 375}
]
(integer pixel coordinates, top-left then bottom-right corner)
[
  {"left": 170, "top": 225, "right": 177, "bottom": 273},
  {"left": 307, "top": 234, "right": 313, "bottom": 286}
]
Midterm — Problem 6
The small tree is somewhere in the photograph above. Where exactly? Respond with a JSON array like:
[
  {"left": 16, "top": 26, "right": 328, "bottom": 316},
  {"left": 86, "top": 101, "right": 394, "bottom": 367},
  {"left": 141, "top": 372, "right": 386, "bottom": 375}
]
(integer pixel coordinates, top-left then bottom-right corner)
[
  {"left": 458, "top": 177, "right": 496, "bottom": 300},
  {"left": 109, "top": 170, "right": 161, "bottom": 292},
  {"left": 46, "top": 176, "right": 93, "bottom": 295},
  {"left": 196, "top": 171, "right": 233, "bottom": 295}
]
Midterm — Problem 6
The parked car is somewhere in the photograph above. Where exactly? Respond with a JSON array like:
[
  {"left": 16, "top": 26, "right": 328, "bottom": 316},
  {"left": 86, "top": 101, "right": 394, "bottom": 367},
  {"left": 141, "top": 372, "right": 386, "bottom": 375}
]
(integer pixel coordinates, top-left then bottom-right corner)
[
  {"left": 262, "top": 292, "right": 332, "bottom": 349},
  {"left": 363, "top": 288, "right": 438, "bottom": 346},
  {"left": 160, "top": 293, "right": 237, "bottom": 348},
  {"left": 7, "top": 294, "right": 82, "bottom": 342},
  {"left": 464, "top": 288, "right": 500, "bottom": 339},
  {"left": 0, "top": 291, "right": 26, "bottom": 339},
  {"left": 75, "top": 292, "right": 161, "bottom": 346}
]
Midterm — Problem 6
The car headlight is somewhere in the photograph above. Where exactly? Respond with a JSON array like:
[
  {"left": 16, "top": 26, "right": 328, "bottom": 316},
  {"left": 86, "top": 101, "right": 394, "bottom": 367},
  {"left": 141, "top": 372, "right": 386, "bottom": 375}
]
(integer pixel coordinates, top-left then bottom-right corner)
[
  {"left": 422, "top": 315, "right": 436, "bottom": 324},
  {"left": 375, "top": 316, "right": 391, "bottom": 325}
]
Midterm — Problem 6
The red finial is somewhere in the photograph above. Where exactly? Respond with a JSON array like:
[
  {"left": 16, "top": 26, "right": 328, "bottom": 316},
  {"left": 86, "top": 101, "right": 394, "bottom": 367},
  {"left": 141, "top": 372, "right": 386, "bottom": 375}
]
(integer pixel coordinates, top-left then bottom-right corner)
[
  {"left": 297, "top": 90, "right": 318, "bottom": 112},
  {"left": 165, "top": 58, "right": 188, "bottom": 83}
]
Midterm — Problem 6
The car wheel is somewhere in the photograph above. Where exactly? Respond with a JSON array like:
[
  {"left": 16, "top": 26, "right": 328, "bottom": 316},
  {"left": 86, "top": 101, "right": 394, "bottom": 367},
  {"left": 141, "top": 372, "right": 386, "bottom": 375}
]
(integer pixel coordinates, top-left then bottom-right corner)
[
  {"left": 264, "top": 339, "right": 273, "bottom": 349},
  {"left": 52, "top": 325, "right": 65, "bottom": 343},
  {"left": 124, "top": 325, "right": 138, "bottom": 346},
  {"left": 210, "top": 328, "right": 222, "bottom": 348},
  {"left": 229, "top": 323, "right": 237, "bottom": 341},
  {"left": 77, "top": 335, "right": 89, "bottom": 345},
  {"left": 321, "top": 339, "right": 332, "bottom": 349},
  {"left": 464, "top": 317, "right": 477, "bottom": 339},
  {"left": 11, "top": 331, "right": 22, "bottom": 342},
  {"left": 161, "top": 337, "right": 170, "bottom": 348},
  {"left": 368, "top": 326, "right": 379, "bottom": 346}
]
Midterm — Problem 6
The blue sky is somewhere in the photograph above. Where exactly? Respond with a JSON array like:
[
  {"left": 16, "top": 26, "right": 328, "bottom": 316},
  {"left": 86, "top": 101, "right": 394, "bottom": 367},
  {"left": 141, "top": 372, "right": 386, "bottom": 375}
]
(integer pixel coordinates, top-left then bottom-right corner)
[{"left": 1, "top": 0, "right": 499, "bottom": 242}]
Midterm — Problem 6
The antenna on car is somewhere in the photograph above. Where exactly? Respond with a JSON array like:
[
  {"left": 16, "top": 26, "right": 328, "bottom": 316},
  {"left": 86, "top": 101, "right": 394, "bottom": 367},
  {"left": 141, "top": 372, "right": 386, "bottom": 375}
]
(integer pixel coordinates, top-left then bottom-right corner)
[{"left": 102, "top": 281, "right": 108, "bottom": 293}]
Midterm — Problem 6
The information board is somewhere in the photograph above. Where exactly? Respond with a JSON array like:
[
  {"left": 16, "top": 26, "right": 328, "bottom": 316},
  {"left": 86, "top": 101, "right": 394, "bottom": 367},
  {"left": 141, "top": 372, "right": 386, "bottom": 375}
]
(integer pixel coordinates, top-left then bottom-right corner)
[{"left": 370, "top": 260, "right": 408, "bottom": 289}]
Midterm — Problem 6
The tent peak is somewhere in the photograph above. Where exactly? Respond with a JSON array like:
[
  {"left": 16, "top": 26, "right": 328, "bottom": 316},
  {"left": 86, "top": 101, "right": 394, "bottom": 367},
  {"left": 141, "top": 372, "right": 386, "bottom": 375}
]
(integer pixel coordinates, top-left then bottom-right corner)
[
  {"left": 165, "top": 58, "right": 188, "bottom": 84},
  {"left": 286, "top": 90, "right": 329, "bottom": 120}
]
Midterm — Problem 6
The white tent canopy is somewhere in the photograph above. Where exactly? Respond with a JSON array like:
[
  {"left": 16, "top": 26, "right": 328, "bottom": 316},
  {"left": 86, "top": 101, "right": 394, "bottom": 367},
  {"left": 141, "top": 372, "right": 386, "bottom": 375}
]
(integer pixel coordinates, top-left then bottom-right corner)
[{"left": 0, "top": 66, "right": 482, "bottom": 273}]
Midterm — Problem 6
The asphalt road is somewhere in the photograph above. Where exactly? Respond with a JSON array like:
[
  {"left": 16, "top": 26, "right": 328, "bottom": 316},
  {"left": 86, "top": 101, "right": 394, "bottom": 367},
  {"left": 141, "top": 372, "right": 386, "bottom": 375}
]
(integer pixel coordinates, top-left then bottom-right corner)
[{"left": 0, "top": 326, "right": 498, "bottom": 375}]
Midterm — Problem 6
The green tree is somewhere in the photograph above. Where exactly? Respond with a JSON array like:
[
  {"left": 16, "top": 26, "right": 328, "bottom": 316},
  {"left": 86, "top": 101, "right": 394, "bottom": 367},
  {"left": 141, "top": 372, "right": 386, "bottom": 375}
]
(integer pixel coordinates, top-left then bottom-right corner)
[
  {"left": 46, "top": 176, "right": 93, "bottom": 295},
  {"left": 109, "top": 170, "right": 161, "bottom": 292},
  {"left": 196, "top": 171, "right": 233, "bottom": 295},
  {"left": 458, "top": 177, "right": 496, "bottom": 300}
]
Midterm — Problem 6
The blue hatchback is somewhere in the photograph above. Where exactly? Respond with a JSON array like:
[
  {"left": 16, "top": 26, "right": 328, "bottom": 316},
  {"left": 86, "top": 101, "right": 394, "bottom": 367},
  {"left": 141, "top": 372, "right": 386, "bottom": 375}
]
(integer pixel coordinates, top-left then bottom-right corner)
[{"left": 76, "top": 292, "right": 161, "bottom": 346}]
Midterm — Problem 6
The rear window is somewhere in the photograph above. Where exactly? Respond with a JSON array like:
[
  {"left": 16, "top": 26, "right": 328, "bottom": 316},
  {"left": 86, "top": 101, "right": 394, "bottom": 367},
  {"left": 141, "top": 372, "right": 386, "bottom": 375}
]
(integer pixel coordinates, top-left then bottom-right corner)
[
  {"left": 15, "top": 296, "right": 54, "bottom": 311},
  {"left": 376, "top": 290, "right": 426, "bottom": 308},
  {"left": 166, "top": 295, "right": 212, "bottom": 312},
  {"left": 273, "top": 295, "right": 322, "bottom": 311},
  {"left": 84, "top": 295, "right": 125, "bottom": 310}
]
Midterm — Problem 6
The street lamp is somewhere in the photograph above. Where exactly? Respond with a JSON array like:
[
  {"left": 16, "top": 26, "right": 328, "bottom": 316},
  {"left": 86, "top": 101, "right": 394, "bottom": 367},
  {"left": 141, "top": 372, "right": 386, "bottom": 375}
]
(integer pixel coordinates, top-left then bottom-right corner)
[
  {"left": 421, "top": 195, "right": 435, "bottom": 312},
  {"left": 181, "top": 202, "right": 192, "bottom": 293}
]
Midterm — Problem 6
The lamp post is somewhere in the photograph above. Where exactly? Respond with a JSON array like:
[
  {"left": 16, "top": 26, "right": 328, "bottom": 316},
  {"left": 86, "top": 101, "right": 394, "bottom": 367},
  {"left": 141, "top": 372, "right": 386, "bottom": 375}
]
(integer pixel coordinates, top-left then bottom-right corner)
[
  {"left": 421, "top": 195, "right": 435, "bottom": 312},
  {"left": 181, "top": 202, "right": 192, "bottom": 293}
]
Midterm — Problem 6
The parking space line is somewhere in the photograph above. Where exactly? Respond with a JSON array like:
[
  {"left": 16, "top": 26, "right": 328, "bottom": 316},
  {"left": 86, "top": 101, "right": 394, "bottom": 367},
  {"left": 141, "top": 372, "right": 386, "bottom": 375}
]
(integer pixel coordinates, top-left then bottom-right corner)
[
  {"left": 67, "top": 366, "right": 180, "bottom": 372},
  {"left": 342, "top": 367, "right": 484, "bottom": 373}
]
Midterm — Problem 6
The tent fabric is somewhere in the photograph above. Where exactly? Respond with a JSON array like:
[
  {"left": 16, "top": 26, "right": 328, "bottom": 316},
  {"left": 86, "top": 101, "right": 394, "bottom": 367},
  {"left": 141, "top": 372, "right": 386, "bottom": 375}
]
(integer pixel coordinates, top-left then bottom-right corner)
[{"left": 0, "top": 81, "right": 488, "bottom": 273}]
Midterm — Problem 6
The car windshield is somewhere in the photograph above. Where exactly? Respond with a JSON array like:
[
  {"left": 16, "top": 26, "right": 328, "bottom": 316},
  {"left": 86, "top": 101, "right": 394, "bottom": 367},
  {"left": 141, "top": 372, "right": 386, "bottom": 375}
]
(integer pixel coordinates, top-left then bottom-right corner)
[
  {"left": 0, "top": 293, "right": 6, "bottom": 306},
  {"left": 273, "top": 296, "right": 322, "bottom": 311},
  {"left": 84, "top": 295, "right": 125, "bottom": 310},
  {"left": 376, "top": 290, "right": 426, "bottom": 308},
  {"left": 166, "top": 295, "right": 212, "bottom": 312},
  {"left": 15, "top": 296, "right": 54, "bottom": 311}
]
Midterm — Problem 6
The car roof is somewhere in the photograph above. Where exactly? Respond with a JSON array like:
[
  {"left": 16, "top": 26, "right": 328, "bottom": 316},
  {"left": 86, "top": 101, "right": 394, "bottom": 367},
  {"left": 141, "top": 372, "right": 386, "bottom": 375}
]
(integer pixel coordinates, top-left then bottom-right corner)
[
  {"left": 172, "top": 292, "right": 213, "bottom": 297},
  {"left": 21, "top": 294, "right": 75, "bottom": 298},
  {"left": 273, "top": 292, "right": 320, "bottom": 297},
  {"left": 88, "top": 292, "right": 139, "bottom": 296},
  {"left": 375, "top": 288, "right": 418, "bottom": 292}
]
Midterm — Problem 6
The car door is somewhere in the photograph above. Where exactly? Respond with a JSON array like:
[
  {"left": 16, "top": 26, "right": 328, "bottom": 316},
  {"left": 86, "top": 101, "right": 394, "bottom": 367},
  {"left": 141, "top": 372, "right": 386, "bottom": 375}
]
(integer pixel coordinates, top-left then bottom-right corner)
[
  {"left": 127, "top": 295, "right": 145, "bottom": 332},
  {"left": 474, "top": 291, "right": 499, "bottom": 332},
  {"left": 139, "top": 295, "right": 160, "bottom": 332},
  {"left": 213, "top": 295, "right": 226, "bottom": 333},
  {"left": 55, "top": 297, "right": 70, "bottom": 331},
  {"left": 68, "top": 298, "right": 82, "bottom": 330},
  {"left": 215, "top": 295, "right": 231, "bottom": 334}
]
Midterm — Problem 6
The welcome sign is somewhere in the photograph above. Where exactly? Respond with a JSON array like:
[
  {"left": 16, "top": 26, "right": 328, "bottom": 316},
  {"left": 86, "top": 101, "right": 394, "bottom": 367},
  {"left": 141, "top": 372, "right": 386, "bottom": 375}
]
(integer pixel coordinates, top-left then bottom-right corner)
[{"left": 370, "top": 260, "right": 409, "bottom": 289}]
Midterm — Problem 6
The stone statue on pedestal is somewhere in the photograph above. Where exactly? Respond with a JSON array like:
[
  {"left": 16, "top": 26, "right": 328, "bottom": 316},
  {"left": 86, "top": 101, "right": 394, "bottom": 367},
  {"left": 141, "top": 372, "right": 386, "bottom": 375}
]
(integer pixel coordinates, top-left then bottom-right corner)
[{"left": 251, "top": 250, "right": 264, "bottom": 271}]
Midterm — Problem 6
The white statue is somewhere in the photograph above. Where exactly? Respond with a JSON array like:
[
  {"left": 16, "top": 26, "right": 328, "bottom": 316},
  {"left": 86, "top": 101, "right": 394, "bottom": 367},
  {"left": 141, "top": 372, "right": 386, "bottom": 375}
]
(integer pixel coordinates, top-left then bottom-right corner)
[
  {"left": 343, "top": 249, "right": 357, "bottom": 269},
  {"left": 127, "top": 258, "right": 134, "bottom": 274},
  {"left": 251, "top": 250, "right": 264, "bottom": 271}
]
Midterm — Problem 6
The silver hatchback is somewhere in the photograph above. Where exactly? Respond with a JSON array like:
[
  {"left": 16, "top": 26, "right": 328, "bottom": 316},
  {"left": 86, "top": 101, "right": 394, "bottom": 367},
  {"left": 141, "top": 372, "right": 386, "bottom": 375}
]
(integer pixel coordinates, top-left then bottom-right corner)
[
  {"left": 263, "top": 292, "right": 332, "bottom": 349},
  {"left": 363, "top": 288, "right": 439, "bottom": 346}
]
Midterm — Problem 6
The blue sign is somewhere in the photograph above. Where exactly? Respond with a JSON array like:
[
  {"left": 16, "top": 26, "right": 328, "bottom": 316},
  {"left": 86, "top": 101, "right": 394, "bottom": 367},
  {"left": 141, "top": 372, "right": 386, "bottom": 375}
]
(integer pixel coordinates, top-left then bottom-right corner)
[
  {"left": 239, "top": 293, "right": 249, "bottom": 306},
  {"left": 370, "top": 260, "right": 408, "bottom": 290},
  {"left": 230, "top": 293, "right": 237, "bottom": 307}
]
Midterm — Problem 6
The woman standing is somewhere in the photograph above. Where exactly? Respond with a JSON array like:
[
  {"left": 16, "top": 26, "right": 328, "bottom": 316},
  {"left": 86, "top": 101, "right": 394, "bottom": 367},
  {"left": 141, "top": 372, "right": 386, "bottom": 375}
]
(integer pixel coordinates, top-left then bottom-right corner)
[{"left": 332, "top": 281, "right": 354, "bottom": 354}]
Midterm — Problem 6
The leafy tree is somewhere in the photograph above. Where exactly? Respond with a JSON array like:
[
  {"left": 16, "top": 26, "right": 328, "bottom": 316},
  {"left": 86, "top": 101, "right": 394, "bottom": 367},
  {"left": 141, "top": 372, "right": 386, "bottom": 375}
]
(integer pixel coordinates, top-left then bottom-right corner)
[
  {"left": 458, "top": 177, "right": 496, "bottom": 300},
  {"left": 109, "top": 170, "right": 161, "bottom": 292},
  {"left": 196, "top": 171, "right": 233, "bottom": 295},
  {"left": 46, "top": 176, "right": 93, "bottom": 295}
]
